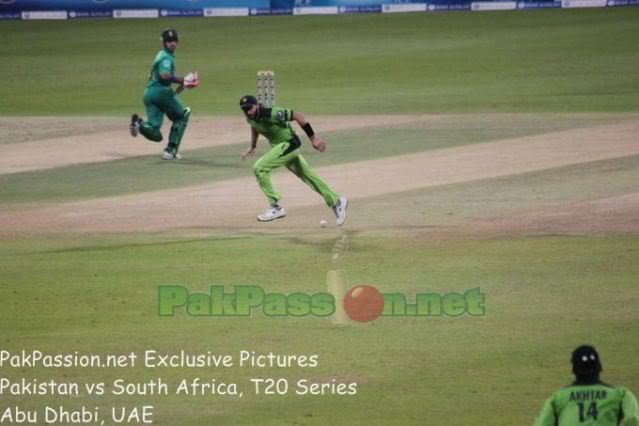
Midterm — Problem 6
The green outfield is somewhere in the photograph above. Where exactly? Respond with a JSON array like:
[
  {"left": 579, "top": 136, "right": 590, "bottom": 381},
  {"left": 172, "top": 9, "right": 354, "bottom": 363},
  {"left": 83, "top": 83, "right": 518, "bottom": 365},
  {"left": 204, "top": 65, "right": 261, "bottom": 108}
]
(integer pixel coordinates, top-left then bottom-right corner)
[
  {"left": 1, "top": 8, "right": 639, "bottom": 426},
  {"left": 2, "top": 8, "right": 639, "bottom": 115},
  {"left": 2, "top": 235, "right": 638, "bottom": 425}
]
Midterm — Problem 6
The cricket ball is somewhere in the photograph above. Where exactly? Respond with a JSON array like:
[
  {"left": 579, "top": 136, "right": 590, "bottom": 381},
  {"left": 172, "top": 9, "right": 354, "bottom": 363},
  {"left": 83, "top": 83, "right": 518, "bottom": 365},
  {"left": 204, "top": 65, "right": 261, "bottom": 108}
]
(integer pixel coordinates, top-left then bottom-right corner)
[{"left": 343, "top": 284, "right": 384, "bottom": 323}]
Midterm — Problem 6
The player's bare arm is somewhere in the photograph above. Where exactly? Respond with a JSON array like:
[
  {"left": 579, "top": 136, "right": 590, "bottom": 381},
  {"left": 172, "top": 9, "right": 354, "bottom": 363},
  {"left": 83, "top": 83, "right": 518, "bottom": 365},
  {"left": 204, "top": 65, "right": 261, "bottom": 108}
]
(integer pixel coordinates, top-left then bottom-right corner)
[
  {"left": 292, "top": 111, "right": 326, "bottom": 152},
  {"left": 241, "top": 128, "right": 259, "bottom": 161}
]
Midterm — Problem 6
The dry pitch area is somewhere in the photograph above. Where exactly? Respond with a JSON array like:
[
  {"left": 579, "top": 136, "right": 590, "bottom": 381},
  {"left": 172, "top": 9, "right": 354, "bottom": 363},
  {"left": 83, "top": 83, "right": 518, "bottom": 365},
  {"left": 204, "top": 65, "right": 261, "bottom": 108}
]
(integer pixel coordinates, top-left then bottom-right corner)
[{"left": 1, "top": 113, "right": 638, "bottom": 237}]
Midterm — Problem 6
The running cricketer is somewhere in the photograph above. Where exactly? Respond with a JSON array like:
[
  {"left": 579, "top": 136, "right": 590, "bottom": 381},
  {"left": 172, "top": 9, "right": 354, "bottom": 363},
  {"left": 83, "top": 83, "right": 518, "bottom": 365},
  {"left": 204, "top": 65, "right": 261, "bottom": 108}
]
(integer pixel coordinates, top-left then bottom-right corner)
[
  {"left": 239, "top": 95, "right": 348, "bottom": 225},
  {"left": 129, "top": 29, "right": 199, "bottom": 160},
  {"left": 534, "top": 345, "right": 639, "bottom": 426}
]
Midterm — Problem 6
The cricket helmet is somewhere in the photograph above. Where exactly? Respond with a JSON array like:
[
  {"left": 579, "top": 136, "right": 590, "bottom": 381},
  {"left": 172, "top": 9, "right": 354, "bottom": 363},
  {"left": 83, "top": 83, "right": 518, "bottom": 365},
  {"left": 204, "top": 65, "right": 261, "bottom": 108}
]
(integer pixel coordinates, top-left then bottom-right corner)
[{"left": 161, "top": 29, "right": 179, "bottom": 44}]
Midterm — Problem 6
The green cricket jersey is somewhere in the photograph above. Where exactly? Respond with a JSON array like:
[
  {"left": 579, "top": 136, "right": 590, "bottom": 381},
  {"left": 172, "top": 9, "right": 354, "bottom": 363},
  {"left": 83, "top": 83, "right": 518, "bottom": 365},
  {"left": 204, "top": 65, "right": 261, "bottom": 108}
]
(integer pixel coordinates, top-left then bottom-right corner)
[
  {"left": 146, "top": 48, "right": 176, "bottom": 89},
  {"left": 534, "top": 382, "right": 639, "bottom": 426},
  {"left": 247, "top": 106, "right": 296, "bottom": 145}
]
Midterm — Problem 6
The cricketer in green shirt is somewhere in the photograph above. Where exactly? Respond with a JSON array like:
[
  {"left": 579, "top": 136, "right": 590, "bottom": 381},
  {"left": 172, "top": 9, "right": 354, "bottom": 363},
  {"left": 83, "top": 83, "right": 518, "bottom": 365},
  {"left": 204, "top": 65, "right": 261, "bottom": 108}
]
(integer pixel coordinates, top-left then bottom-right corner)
[
  {"left": 129, "top": 29, "right": 198, "bottom": 160},
  {"left": 534, "top": 346, "right": 639, "bottom": 426},
  {"left": 239, "top": 95, "right": 348, "bottom": 226}
]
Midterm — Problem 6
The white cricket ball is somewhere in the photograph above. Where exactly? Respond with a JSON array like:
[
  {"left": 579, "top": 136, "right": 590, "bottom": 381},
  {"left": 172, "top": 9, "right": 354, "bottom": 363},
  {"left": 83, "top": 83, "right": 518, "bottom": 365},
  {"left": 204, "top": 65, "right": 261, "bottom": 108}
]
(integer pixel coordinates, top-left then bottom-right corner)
[{"left": 320, "top": 219, "right": 328, "bottom": 228}]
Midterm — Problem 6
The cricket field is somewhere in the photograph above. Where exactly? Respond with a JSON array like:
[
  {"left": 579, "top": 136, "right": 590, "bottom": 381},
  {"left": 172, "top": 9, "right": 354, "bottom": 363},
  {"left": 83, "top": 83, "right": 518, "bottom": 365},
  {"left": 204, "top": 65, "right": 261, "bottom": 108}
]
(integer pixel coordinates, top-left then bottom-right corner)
[{"left": 1, "top": 8, "right": 638, "bottom": 425}]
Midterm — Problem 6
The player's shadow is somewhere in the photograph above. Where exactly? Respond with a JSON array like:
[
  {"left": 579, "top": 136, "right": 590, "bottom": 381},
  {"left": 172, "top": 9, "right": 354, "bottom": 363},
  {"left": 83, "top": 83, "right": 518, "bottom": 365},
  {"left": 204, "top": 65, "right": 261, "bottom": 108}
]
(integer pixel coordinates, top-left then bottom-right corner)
[{"left": 28, "top": 236, "right": 252, "bottom": 255}]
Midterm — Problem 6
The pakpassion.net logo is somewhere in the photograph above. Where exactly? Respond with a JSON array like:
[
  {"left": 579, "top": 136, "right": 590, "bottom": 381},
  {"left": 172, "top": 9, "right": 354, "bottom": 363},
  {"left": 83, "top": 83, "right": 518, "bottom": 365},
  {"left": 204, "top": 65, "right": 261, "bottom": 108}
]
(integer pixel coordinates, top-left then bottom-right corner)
[{"left": 158, "top": 285, "right": 485, "bottom": 323}]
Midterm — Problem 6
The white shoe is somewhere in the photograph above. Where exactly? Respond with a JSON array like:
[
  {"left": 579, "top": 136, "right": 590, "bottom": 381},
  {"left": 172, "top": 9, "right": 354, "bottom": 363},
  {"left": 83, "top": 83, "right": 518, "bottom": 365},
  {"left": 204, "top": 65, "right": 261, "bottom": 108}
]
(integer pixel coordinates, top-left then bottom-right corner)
[
  {"left": 333, "top": 197, "right": 348, "bottom": 226},
  {"left": 257, "top": 206, "right": 286, "bottom": 222},
  {"left": 129, "top": 114, "right": 140, "bottom": 137},
  {"left": 162, "top": 150, "right": 181, "bottom": 160}
]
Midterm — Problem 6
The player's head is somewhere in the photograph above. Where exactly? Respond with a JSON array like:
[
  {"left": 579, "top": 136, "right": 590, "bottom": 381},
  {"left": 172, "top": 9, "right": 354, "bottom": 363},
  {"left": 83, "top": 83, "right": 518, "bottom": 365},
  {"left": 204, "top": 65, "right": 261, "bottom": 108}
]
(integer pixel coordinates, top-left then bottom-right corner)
[
  {"left": 571, "top": 345, "right": 602, "bottom": 383},
  {"left": 161, "top": 29, "right": 179, "bottom": 52},
  {"left": 240, "top": 95, "right": 260, "bottom": 119}
]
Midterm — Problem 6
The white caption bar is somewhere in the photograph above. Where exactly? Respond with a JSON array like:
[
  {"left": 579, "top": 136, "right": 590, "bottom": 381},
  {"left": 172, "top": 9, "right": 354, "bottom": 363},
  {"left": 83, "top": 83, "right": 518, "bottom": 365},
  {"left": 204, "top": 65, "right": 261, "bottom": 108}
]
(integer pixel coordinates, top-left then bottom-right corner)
[
  {"left": 113, "top": 9, "right": 159, "bottom": 19},
  {"left": 204, "top": 7, "right": 249, "bottom": 17},
  {"left": 21, "top": 11, "right": 67, "bottom": 20},
  {"left": 293, "top": 6, "right": 339, "bottom": 15},
  {"left": 472, "top": 1, "right": 517, "bottom": 9},
  {"left": 382, "top": 3, "right": 428, "bottom": 13},
  {"left": 561, "top": 0, "right": 606, "bottom": 7}
]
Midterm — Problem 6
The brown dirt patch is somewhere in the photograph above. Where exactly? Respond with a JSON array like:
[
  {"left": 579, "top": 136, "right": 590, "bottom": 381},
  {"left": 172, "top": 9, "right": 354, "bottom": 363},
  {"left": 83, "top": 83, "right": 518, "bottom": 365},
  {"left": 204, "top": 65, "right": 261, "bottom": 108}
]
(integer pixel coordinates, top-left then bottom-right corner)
[
  {"left": 0, "top": 115, "right": 425, "bottom": 175},
  {"left": 1, "top": 118, "right": 638, "bottom": 236},
  {"left": 0, "top": 117, "right": 123, "bottom": 145}
]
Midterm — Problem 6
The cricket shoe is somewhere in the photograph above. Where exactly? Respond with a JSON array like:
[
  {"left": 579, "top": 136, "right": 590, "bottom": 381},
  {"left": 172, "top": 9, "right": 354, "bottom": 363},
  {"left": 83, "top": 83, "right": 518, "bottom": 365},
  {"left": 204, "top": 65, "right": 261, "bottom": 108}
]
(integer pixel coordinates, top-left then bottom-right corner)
[
  {"left": 162, "top": 150, "right": 182, "bottom": 160},
  {"left": 333, "top": 197, "right": 348, "bottom": 226},
  {"left": 129, "top": 114, "right": 141, "bottom": 137},
  {"left": 257, "top": 206, "right": 286, "bottom": 222}
]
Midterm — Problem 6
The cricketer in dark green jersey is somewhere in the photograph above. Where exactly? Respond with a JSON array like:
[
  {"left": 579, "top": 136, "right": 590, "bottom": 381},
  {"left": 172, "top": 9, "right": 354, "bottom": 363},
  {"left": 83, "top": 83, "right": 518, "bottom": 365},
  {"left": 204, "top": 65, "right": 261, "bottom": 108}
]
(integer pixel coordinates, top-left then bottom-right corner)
[
  {"left": 239, "top": 95, "right": 348, "bottom": 226},
  {"left": 129, "top": 29, "right": 198, "bottom": 160},
  {"left": 534, "top": 345, "right": 639, "bottom": 426}
]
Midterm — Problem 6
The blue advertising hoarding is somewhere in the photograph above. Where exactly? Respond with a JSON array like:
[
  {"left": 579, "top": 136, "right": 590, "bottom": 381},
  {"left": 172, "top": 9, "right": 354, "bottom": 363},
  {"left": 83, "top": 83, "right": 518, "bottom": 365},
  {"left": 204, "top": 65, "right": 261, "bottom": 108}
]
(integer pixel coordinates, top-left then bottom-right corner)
[
  {"left": 0, "top": 0, "right": 269, "bottom": 11},
  {"left": 0, "top": 0, "right": 634, "bottom": 19}
]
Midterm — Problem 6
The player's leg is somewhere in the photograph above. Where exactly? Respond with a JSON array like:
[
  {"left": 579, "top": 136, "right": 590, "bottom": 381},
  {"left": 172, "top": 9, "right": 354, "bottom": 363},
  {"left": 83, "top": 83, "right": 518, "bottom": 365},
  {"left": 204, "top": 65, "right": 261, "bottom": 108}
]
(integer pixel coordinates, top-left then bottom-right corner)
[
  {"left": 286, "top": 154, "right": 348, "bottom": 226},
  {"left": 285, "top": 154, "right": 339, "bottom": 207},
  {"left": 133, "top": 89, "right": 164, "bottom": 142},
  {"left": 164, "top": 94, "right": 190, "bottom": 159},
  {"left": 138, "top": 105, "right": 164, "bottom": 142},
  {"left": 252, "top": 141, "right": 300, "bottom": 221}
]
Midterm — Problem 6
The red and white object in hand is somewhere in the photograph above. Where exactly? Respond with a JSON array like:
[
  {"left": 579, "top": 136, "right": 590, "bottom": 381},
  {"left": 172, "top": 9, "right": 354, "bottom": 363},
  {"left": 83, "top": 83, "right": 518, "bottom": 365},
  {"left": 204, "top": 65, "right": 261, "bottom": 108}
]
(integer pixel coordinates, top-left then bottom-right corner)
[{"left": 184, "top": 72, "right": 199, "bottom": 89}]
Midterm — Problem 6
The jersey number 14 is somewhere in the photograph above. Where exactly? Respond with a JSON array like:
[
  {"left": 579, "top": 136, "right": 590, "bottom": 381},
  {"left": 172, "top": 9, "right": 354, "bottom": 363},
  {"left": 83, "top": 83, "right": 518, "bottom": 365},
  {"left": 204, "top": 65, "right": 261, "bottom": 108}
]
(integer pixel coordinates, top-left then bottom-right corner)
[{"left": 578, "top": 402, "right": 598, "bottom": 422}]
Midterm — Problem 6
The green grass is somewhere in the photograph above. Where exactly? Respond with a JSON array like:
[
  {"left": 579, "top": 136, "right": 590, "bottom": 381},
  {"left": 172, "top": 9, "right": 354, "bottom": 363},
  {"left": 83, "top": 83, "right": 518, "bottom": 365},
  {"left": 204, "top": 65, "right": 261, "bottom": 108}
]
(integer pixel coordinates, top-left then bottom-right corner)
[
  {"left": 2, "top": 8, "right": 639, "bottom": 115},
  {"left": 1, "top": 233, "right": 637, "bottom": 425},
  {"left": 0, "top": 113, "right": 620, "bottom": 204}
]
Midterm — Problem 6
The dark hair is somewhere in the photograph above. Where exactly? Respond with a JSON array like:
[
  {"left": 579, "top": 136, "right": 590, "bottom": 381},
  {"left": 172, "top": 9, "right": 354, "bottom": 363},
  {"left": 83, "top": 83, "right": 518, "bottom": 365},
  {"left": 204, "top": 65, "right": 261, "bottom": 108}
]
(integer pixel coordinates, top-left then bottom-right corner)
[{"left": 571, "top": 345, "right": 602, "bottom": 383}]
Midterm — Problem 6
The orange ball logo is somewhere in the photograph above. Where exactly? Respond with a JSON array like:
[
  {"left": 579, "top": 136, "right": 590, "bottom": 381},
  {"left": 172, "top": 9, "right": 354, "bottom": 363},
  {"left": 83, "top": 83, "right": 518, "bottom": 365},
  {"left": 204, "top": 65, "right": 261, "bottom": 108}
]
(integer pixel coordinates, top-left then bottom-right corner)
[{"left": 343, "top": 285, "right": 384, "bottom": 323}]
